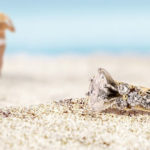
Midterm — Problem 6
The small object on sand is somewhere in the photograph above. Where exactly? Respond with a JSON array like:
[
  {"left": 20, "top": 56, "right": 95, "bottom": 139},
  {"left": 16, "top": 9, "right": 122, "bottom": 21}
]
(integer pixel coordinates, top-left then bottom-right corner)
[
  {"left": 87, "top": 68, "right": 150, "bottom": 113},
  {"left": 0, "top": 13, "right": 15, "bottom": 74}
]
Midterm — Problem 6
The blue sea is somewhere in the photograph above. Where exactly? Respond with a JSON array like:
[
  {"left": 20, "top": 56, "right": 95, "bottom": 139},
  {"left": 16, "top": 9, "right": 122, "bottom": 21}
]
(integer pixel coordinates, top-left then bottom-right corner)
[{"left": 2, "top": 0, "right": 150, "bottom": 55}]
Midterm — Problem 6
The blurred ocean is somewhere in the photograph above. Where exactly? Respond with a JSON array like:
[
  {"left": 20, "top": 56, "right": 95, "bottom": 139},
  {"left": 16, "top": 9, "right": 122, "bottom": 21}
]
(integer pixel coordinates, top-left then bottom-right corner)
[{"left": 2, "top": 0, "right": 150, "bottom": 55}]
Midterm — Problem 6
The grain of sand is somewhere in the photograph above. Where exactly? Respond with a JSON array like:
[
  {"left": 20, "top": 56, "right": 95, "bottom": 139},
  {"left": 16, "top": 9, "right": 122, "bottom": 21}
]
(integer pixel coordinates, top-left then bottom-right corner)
[{"left": 0, "top": 54, "right": 150, "bottom": 150}]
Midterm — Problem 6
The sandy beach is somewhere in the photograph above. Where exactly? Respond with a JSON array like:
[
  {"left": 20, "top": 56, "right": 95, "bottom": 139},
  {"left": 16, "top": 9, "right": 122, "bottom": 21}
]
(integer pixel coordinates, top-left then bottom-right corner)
[{"left": 0, "top": 54, "right": 150, "bottom": 150}]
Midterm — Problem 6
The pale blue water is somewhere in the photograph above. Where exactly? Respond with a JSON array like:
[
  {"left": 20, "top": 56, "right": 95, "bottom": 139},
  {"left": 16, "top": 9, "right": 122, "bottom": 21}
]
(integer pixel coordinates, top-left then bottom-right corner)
[{"left": 2, "top": 0, "right": 150, "bottom": 55}]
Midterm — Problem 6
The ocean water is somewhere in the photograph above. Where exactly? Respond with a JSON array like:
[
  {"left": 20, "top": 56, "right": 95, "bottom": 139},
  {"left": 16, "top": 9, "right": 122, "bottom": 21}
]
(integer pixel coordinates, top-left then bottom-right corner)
[
  {"left": 5, "top": 44, "right": 150, "bottom": 56},
  {"left": 2, "top": 0, "right": 150, "bottom": 55}
]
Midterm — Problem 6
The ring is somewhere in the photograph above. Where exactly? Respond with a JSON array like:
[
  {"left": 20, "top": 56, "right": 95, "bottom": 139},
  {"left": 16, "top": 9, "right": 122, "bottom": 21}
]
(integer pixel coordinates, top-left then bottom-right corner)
[{"left": 88, "top": 68, "right": 150, "bottom": 113}]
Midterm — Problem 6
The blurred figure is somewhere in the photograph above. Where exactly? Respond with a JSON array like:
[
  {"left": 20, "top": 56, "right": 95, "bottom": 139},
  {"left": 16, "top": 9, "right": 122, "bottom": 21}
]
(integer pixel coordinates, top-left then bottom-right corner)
[{"left": 0, "top": 13, "right": 15, "bottom": 75}]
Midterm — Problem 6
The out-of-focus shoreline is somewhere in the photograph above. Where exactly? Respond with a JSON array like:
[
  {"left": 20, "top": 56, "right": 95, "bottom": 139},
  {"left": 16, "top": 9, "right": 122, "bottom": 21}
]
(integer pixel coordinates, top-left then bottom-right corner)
[{"left": 0, "top": 54, "right": 150, "bottom": 106}]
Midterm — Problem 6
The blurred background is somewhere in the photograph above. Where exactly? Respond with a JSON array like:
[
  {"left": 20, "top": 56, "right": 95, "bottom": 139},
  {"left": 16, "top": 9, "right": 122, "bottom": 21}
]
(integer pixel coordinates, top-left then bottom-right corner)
[
  {"left": 1, "top": 1, "right": 150, "bottom": 149},
  {"left": 1, "top": 0, "right": 150, "bottom": 106},
  {"left": 2, "top": 0, "right": 150, "bottom": 55}
]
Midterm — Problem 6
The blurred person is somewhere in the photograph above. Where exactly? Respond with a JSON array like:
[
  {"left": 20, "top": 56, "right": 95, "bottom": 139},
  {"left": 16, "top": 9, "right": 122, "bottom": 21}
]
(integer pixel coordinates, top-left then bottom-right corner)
[{"left": 0, "top": 13, "right": 15, "bottom": 75}]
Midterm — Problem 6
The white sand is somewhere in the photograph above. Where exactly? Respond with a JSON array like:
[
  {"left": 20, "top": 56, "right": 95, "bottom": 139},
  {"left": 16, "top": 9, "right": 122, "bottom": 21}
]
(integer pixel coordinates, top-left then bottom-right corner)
[
  {"left": 0, "top": 54, "right": 150, "bottom": 150},
  {"left": 1, "top": 54, "right": 150, "bottom": 106}
]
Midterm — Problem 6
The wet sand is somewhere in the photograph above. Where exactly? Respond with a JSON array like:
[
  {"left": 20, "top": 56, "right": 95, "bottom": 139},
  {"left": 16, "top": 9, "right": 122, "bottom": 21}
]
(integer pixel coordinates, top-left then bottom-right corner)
[{"left": 0, "top": 54, "right": 150, "bottom": 150}]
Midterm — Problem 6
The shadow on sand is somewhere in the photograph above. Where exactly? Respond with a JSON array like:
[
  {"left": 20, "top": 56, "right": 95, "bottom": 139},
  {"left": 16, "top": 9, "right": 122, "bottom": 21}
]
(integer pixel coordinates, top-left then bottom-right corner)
[{"left": 102, "top": 108, "right": 150, "bottom": 116}]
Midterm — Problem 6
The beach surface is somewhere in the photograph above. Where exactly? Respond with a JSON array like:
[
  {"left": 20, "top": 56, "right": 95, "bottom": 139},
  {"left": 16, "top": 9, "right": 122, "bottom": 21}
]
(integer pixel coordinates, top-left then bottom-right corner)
[{"left": 0, "top": 54, "right": 150, "bottom": 150}]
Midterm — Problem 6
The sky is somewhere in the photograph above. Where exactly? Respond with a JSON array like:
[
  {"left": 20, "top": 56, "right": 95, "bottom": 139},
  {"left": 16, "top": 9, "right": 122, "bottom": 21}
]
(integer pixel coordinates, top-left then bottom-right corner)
[{"left": 1, "top": 0, "right": 150, "bottom": 55}]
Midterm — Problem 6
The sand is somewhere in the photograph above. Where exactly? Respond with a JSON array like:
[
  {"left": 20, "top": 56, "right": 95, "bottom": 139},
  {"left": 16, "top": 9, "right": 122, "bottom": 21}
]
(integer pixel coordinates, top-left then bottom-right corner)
[{"left": 0, "top": 54, "right": 150, "bottom": 150}]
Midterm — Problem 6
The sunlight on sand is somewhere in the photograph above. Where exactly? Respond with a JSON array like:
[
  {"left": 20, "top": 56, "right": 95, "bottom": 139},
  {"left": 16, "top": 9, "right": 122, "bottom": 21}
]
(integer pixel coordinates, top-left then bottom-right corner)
[{"left": 0, "top": 55, "right": 150, "bottom": 150}]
